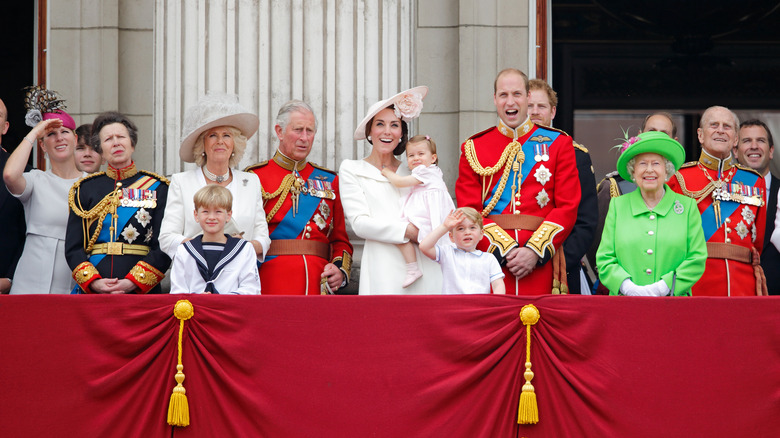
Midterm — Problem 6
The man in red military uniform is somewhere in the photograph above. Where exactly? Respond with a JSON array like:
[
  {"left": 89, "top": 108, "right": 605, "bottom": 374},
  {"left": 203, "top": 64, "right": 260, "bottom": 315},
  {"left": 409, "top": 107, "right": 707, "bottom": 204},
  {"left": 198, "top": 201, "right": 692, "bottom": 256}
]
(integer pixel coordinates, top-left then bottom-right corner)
[
  {"left": 668, "top": 105, "right": 767, "bottom": 296},
  {"left": 246, "top": 100, "right": 352, "bottom": 294},
  {"left": 456, "top": 68, "right": 581, "bottom": 295}
]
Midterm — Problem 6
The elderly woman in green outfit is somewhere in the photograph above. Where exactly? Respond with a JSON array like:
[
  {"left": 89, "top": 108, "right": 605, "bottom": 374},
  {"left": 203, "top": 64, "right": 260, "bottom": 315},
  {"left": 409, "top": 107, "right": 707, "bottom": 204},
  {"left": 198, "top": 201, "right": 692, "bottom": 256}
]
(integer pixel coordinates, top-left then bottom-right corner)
[{"left": 596, "top": 131, "right": 707, "bottom": 296}]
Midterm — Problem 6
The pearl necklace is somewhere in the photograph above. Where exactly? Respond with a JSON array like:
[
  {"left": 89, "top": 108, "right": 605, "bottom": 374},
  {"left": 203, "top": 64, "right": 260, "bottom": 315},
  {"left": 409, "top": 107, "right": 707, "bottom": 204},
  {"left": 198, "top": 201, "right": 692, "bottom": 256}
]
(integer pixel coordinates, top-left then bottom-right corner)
[{"left": 203, "top": 166, "right": 230, "bottom": 183}]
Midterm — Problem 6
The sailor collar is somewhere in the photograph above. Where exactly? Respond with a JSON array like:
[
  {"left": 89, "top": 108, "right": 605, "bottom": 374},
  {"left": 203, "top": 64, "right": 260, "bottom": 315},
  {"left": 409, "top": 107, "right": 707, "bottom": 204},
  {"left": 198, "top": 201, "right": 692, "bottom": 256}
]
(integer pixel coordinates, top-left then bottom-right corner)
[
  {"left": 497, "top": 117, "right": 534, "bottom": 140},
  {"left": 273, "top": 150, "right": 307, "bottom": 172},
  {"left": 698, "top": 149, "right": 735, "bottom": 172},
  {"left": 106, "top": 162, "right": 138, "bottom": 180}
]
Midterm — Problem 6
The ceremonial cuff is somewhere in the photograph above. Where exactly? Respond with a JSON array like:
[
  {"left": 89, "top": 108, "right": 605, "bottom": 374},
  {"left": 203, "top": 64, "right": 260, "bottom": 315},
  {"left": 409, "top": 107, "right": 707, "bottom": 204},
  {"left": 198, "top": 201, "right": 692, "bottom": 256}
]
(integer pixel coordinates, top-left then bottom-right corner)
[
  {"left": 525, "top": 221, "right": 564, "bottom": 259},
  {"left": 333, "top": 251, "right": 353, "bottom": 285},
  {"left": 125, "top": 261, "right": 164, "bottom": 294},
  {"left": 73, "top": 262, "right": 101, "bottom": 293},
  {"left": 483, "top": 223, "right": 518, "bottom": 260}
]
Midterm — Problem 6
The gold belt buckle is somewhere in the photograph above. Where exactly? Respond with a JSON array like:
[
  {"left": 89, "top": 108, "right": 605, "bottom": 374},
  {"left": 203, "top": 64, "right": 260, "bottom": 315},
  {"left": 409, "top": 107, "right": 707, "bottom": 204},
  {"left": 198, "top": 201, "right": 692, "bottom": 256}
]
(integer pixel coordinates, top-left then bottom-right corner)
[{"left": 106, "top": 242, "right": 123, "bottom": 255}]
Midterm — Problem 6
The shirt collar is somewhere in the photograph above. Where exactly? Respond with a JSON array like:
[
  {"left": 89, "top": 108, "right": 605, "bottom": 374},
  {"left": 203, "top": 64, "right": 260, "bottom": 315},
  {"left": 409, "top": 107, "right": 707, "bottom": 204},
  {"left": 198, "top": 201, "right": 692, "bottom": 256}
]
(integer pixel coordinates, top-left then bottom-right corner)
[
  {"left": 106, "top": 162, "right": 138, "bottom": 180},
  {"left": 628, "top": 185, "right": 674, "bottom": 217},
  {"left": 273, "top": 150, "right": 307, "bottom": 171},
  {"left": 497, "top": 117, "right": 534, "bottom": 140},
  {"left": 698, "top": 149, "right": 735, "bottom": 172}
]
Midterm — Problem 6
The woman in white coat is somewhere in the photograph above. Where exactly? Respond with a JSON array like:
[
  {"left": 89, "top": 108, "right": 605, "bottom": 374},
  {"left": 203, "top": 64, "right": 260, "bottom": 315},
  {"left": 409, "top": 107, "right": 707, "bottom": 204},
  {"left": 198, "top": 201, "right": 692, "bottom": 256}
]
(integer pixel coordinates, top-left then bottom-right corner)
[
  {"left": 340, "top": 86, "right": 442, "bottom": 294},
  {"left": 159, "top": 93, "right": 270, "bottom": 261}
]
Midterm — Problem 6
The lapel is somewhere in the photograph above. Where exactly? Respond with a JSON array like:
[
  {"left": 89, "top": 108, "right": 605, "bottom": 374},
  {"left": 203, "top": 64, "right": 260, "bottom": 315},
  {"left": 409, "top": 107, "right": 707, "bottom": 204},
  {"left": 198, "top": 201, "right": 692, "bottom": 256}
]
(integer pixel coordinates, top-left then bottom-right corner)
[{"left": 764, "top": 175, "right": 779, "bottom": 248}]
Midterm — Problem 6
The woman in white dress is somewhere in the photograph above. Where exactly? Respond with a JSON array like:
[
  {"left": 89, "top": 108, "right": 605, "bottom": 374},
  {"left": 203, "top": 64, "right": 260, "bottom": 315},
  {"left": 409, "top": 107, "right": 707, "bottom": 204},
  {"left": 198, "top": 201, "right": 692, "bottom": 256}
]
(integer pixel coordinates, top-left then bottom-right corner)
[
  {"left": 159, "top": 93, "right": 270, "bottom": 261},
  {"left": 340, "top": 86, "right": 443, "bottom": 294},
  {"left": 3, "top": 88, "right": 84, "bottom": 294}
]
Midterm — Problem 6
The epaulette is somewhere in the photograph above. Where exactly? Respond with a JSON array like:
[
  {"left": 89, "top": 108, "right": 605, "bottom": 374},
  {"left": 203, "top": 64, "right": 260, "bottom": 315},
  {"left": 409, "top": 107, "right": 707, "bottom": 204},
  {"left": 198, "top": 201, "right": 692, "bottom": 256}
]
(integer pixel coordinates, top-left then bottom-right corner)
[
  {"left": 311, "top": 162, "right": 337, "bottom": 175},
  {"left": 536, "top": 124, "right": 571, "bottom": 137},
  {"left": 604, "top": 170, "right": 619, "bottom": 178},
  {"left": 679, "top": 161, "right": 698, "bottom": 169},
  {"left": 735, "top": 163, "right": 763, "bottom": 178},
  {"left": 573, "top": 141, "right": 589, "bottom": 153},
  {"left": 74, "top": 171, "right": 107, "bottom": 185},
  {"left": 140, "top": 169, "right": 170, "bottom": 185},
  {"left": 244, "top": 160, "right": 269, "bottom": 172},
  {"left": 467, "top": 126, "right": 494, "bottom": 141}
]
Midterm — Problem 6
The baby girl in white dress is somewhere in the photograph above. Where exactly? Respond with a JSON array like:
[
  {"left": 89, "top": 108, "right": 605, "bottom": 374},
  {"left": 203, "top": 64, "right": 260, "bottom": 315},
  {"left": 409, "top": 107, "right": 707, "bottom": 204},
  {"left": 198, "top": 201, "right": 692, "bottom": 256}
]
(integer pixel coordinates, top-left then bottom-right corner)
[{"left": 381, "top": 135, "right": 455, "bottom": 287}]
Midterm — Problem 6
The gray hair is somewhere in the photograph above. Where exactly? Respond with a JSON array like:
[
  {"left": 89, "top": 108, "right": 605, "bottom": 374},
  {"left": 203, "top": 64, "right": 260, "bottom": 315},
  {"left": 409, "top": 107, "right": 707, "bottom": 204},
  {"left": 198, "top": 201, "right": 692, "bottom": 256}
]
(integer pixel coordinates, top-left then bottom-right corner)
[
  {"left": 700, "top": 106, "right": 739, "bottom": 131},
  {"left": 192, "top": 126, "right": 247, "bottom": 168},
  {"left": 275, "top": 100, "right": 318, "bottom": 133},
  {"left": 627, "top": 156, "right": 676, "bottom": 183}
]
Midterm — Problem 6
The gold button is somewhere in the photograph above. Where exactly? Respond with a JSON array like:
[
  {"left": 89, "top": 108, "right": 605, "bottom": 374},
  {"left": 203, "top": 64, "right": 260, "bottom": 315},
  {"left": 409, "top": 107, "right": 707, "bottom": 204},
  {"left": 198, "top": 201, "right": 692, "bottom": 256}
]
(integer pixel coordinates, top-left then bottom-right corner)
[
  {"left": 140, "top": 273, "right": 145, "bottom": 278},
  {"left": 726, "top": 238, "right": 731, "bottom": 243},
  {"left": 515, "top": 201, "right": 521, "bottom": 206},
  {"left": 305, "top": 233, "right": 311, "bottom": 239},
  {"left": 725, "top": 218, "right": 731, "bottom": 223},
  {"left": 306, "top": 226, "right": 312, "bottom": 231},
  {"left": 82, "top": 271, "right": 89, "bottom": 277},
  {"left": 725, "top": 227, "right": 731, "bottom": 233}
]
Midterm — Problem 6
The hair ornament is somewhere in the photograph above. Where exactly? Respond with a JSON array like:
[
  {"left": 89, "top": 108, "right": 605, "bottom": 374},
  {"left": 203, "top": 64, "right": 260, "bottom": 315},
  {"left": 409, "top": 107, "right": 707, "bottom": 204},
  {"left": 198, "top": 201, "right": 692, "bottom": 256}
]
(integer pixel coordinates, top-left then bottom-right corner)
[{"left": 24, "top": 85, "right": 67, "bottom": 128}]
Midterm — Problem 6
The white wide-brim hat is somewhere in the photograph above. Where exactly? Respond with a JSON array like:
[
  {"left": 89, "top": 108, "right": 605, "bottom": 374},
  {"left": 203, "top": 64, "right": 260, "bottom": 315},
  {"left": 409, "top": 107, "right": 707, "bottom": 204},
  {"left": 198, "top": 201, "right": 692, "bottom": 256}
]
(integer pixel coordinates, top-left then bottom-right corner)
[
  {"left": 353, "top": 86, "right": 429, "bottom": 140},
  {"left": 179, "top": 92, "right": 260, "bottom": 163}
]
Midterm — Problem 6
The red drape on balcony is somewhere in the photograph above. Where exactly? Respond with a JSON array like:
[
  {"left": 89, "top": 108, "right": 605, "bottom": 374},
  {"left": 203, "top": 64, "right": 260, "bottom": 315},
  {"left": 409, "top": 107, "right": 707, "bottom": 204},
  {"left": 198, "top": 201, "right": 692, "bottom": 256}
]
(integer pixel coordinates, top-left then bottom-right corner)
[{"left": 1, "top": 295, "right": 779, "bottom": 437}]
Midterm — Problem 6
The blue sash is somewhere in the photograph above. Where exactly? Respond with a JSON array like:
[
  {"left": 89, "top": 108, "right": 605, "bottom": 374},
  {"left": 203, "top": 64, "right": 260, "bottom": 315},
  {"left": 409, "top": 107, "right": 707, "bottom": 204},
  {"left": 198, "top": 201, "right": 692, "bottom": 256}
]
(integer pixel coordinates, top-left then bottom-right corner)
[
  {"left": 266, "top": 167, "right": 334, "bottom": 261},
  {"left": 485, "top": 128, "right": 561, "bottom": 213},
  {"left": 701, "top": 169, "right": 758, "bottom": 240}
]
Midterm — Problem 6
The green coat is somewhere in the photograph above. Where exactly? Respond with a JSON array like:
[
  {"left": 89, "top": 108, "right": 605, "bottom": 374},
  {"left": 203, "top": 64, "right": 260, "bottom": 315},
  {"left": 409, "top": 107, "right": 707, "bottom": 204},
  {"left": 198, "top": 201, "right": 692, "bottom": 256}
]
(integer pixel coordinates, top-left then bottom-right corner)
[{"left": 596, "top": 186, "right": 707, "bottom": 296}]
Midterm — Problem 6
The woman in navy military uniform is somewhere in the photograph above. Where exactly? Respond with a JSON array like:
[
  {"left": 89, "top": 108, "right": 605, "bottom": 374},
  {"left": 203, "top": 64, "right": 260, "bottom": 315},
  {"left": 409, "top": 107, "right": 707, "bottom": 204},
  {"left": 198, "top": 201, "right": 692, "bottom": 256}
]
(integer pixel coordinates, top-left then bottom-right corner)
[{"left": 65, "top": 112, "right": 171, "bottom": 294}]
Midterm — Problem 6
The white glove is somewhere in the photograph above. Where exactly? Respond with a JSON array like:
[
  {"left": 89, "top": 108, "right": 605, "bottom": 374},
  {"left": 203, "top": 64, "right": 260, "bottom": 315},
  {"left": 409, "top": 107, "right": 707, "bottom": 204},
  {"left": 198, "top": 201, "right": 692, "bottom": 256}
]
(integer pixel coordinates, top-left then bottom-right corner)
[
  {"left": 644, "top": 279, "right": 671, "bottom": 297},
  {"left": 619, "top": 279, "right": 644, "bottom": 296},
  {"left": 620, "top": 279, "right": 670, "bottom": 297}
]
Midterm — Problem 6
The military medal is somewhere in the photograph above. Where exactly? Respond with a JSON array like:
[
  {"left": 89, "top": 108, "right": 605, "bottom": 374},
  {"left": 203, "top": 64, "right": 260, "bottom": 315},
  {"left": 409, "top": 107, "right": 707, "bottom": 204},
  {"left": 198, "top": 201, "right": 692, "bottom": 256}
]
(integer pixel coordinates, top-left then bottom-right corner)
[
  {"left": 536, "top": 188, "right": 550, "bottom": 208},
  {"left": 534, "top": 165, "right": 551, "bottom": 186}
]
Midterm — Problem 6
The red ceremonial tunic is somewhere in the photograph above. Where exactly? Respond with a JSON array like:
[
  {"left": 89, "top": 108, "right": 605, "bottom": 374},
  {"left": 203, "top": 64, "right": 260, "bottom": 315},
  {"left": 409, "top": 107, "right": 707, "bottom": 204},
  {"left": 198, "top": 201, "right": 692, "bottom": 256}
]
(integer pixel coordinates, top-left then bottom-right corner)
[
  {"left": 667, "top": 151, "right": 766, "bottom": 296},
  {"left": 246, "top": 151, "right": 353, "bottom": 295},
  {"left": 455, "top": 118, "right": 581, "bottom": 295}
]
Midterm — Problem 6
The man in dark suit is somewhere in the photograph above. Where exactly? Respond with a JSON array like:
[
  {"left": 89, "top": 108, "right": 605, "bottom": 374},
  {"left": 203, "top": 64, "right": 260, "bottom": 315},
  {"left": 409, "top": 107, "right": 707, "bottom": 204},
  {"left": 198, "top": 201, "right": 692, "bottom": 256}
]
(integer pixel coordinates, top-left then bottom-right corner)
[
  {"left": 527, "top": 79, "right": 598, "bottom": 294},
  {"left": 735, "top": 119, "right": 778, "bottom": 294},
  {"left": 0, "top": 98, "right": 27, "bottom": 293}
]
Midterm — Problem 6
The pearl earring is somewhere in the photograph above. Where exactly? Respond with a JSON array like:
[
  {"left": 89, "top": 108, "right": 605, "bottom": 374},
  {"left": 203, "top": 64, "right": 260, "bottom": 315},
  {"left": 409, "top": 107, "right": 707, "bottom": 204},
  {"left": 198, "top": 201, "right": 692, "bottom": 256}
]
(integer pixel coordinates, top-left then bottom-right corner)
[{"left": 367, "top": 135, "right": 372, "bottom": 141}]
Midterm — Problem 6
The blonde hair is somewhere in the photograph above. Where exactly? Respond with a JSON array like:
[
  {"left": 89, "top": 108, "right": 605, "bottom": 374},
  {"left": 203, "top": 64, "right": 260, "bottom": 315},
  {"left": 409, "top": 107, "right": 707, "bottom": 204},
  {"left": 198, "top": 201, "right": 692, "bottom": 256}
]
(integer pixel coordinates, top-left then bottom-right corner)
[
  {"left": 457, "top": 207, "right": 483, "bottom": 228},
  {"left": 193, "top": 185, "right": 233, "bottom": 211},
  {"left": 407, "top": 134, "right": 438, "bottom": 164},
  {"left": 192, "top": 126, "right": 247, "bottom": 168}
]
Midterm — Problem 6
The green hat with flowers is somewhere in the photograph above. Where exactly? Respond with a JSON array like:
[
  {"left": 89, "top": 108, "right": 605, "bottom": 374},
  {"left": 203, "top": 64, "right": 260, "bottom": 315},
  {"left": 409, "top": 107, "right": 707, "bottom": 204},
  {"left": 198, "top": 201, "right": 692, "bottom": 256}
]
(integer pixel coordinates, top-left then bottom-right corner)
[{"left": 616, "top": 131, "right": 685, "bottom": 181}]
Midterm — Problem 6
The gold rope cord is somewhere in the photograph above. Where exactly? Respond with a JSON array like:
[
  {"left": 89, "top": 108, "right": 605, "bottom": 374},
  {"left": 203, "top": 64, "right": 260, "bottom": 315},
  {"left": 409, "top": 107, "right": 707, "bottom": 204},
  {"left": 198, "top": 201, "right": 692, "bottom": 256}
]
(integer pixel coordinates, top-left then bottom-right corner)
[
  {"left": 464, "top": 139, "right": 524, "bottom": 217},
  {"left": 261, "top": 174, "right": 296, "bottom": 223},
  {"left": 68, "top": 182, "right": 122, "bottom": 252}
]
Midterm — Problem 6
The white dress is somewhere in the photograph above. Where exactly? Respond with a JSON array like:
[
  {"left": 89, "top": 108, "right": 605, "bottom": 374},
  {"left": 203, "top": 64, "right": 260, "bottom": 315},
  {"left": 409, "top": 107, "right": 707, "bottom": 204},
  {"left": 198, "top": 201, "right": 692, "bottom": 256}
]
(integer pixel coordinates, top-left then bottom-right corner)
[
  {"left": 339, "top": 159, "right": 442, "bottom": 295},
  {"left": 399, "top": 164, "right": 455, "bottom": 244},
  {"left": 158, "top": 168, "right": 271, "bottom": 260},
  {"left": 10, "top": 169, "right": 84, "bottom": 294}
]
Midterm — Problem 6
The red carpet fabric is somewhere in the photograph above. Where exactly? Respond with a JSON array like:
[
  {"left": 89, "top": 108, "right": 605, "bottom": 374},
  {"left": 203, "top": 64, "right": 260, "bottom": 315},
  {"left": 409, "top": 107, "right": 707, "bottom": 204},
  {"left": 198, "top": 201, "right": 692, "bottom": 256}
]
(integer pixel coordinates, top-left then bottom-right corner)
[{"left": 1, "top": 295, "right": 779, "bottom": 437}]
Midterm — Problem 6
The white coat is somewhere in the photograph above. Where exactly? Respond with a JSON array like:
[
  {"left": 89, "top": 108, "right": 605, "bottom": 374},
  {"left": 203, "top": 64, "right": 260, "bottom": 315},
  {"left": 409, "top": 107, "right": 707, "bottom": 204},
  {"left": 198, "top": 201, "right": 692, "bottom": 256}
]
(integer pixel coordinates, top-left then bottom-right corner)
[
  {"left": 339, "top": 159, "right": 442, "bottom": 295},
  {"left": 159, "top": 168, "right": 271, "bottom": 260}
]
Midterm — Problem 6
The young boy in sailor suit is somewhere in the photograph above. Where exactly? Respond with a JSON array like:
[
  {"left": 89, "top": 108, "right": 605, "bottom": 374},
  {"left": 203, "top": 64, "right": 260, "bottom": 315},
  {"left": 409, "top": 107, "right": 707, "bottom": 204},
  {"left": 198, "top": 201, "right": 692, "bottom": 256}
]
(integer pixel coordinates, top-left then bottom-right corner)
[{"left": 170, "top": 185, "right": 261, "bottom": 294}]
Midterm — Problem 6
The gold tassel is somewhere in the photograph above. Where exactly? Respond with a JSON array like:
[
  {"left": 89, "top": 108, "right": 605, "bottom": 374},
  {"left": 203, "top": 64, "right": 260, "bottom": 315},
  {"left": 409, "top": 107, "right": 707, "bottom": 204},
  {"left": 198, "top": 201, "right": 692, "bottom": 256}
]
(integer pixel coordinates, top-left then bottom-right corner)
[
  {"left": 167, "top": 300, "right": 194, "bottom": 427},
  {"left": 518, "top": 304, "right": 540, "bottom": 425}
]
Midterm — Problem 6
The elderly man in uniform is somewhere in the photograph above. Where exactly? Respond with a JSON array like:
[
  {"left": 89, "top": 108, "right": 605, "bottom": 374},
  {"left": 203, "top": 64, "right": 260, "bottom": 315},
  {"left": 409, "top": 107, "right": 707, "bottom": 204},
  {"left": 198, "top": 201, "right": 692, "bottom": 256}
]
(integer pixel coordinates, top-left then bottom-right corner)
[
  {"left": 668, "top": 106, "right": 767, "bottom": 296},
  {"left": 456, "top": 69, "right": 580, "bottom": 295},
  {"left": 734, "top": 119, "right": 778, "bottom": 294},
  {"left": 246, "top": 100, "right": 353, "bottom": 295}
]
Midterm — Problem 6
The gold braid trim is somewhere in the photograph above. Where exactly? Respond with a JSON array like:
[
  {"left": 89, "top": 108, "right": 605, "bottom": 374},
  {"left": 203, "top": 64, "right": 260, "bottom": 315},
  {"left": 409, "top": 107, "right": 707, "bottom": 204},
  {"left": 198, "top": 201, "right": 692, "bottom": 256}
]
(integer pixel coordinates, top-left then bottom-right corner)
[
  {"left": 68, "top": 177, "right": 122, "bottom": 253},
  {"left": 464, "top": 139, "right": 524, "bottom": 217},
  {"left": 674, "top": 171, "right": 716, "bottom": 203},
  {"left": 261, "top": 174, "right": 296, "bottom": 223},
  {"left": 607, "top": 177, "right": 620, "bottom": 198}
]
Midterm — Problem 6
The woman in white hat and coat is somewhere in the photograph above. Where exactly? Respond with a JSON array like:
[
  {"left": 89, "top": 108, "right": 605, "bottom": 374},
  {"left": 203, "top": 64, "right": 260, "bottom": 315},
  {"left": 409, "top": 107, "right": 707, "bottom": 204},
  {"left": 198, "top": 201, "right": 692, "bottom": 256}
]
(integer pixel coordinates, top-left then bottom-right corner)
[
  {"left": 340, "top": 86, "right": 442, "bottom": 294},
  {"left": 159, "top": 93, "right": 271, "bottom": 261}
]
